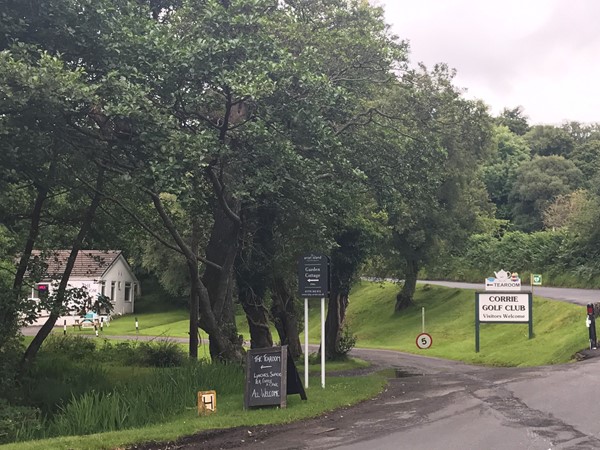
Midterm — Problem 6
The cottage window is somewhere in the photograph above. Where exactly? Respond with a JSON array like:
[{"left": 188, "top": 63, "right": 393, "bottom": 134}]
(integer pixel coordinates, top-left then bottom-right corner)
[
  {"left": 124, "top": 282, "right": 132, "bottom": 302},
  {"left": 100, "top": 281, "right": 106, "bottom": 297},
  {"left": 110, "top": 281, "right": 116, "bottom": 303},
  {"left": 33, "top": 283, "right": 49, "bottom": 300}
]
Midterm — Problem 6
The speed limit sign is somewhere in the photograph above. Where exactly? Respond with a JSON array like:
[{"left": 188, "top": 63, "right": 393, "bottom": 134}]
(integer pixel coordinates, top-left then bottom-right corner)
[{"left": 416, "top": 332, "right": 432, "bottom": 349}]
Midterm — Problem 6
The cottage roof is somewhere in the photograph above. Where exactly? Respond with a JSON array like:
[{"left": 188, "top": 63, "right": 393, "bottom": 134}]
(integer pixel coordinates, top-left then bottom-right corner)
[{"left": 31, "top": 250, "right": 123, "bottom": 279}]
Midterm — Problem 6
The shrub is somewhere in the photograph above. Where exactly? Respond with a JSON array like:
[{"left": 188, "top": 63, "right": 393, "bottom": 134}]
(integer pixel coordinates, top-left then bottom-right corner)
[
  {"left": 45, "top": 361, "right": 243, "bottom": 438},
  {"left": 135, "top": 341, "right": 186, "bottom": 367},
  {"left": 20, "top": 353, "right": 112, "bottom": 416},
  {"left": 0, "top": 400, "right": 42, "bottom": 444},
  {"left": 336, "top": 324, "right": 357, "bottom": 357},
  {"left": 42, "top": 335, "right": 96, "bottom": 359}
]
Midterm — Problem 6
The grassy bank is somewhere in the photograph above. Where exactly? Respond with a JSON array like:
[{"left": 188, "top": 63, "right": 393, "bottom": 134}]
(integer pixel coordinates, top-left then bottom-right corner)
[
  {"left": 61, "top": 281, "right": 587, "bottom": 367},
  {"left": 3, "top": 371, "right": 384, "bottom": 450},
  {"left": 332, "top": 281, "right": 586, "bottom": 366}
]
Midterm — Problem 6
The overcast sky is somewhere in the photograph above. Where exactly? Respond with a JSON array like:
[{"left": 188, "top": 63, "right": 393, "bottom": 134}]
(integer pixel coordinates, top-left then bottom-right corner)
[{"left": 377, "top": 0, "right": 600, "bottom": 125}]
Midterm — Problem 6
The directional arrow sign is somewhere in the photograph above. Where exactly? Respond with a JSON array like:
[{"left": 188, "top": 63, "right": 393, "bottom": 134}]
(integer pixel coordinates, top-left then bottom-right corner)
[{"left": 298, "top": 253, "right": 330, "bottom": 298}]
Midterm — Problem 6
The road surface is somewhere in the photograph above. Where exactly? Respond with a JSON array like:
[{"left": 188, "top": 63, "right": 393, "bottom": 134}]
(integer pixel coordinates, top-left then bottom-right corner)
[{"left": 419, "top": 280, "right": 600, "bottom": 306}]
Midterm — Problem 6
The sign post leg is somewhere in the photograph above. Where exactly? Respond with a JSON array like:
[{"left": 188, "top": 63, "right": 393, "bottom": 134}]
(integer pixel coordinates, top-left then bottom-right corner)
[
  {"left": 304, "top": 297, "right": 309, "bottom": 388},
  {"left": 529, "top": 293, "right": 533, "bottom": 339},
  {"left": 321, "top": 297, "right": 325, "bottom": 388},
  {"left": 475, "top": 294, "right": 480, "bottom": 353}
]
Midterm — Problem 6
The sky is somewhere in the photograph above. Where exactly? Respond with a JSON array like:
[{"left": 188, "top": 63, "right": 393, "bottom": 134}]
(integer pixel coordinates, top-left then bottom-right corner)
[{"left": 376, "top": 0, "right": 600, "bottom": 125}]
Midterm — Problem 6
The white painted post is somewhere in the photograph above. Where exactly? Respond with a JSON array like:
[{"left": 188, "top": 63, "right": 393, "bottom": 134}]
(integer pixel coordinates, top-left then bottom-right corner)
[
  {"left": 422, "top": 307, "right": 425, "bottom": 333},
  {"left": 304, "top": 297, "right": 309, "bottom": 388},
  {"left": 321, "top": 297, "right": 325, "bottom": 388}
]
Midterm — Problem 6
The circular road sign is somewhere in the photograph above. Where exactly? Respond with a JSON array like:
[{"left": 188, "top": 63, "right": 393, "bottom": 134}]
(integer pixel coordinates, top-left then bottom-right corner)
[{"left": 416, "top": 332, "right": 432, "bottom": 349}]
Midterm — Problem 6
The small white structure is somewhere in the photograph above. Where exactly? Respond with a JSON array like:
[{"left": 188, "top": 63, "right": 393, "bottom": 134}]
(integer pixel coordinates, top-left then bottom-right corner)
[{"left": 29, "top": 250, "right": 140, "bottom": 325}]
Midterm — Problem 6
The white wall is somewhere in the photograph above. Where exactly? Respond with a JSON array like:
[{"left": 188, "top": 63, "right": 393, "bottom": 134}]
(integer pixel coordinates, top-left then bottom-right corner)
[{"left": 101, "top": 256, "right": 137, "bottom": 315}]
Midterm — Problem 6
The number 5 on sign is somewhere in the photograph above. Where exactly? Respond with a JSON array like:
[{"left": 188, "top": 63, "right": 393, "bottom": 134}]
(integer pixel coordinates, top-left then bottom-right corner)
[{"left": 416, "top": 333, "right": 432, "bottom": 349}]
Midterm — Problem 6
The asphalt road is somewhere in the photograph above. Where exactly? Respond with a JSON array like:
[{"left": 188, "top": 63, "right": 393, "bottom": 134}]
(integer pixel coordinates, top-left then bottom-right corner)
[
  {"left": 419, "top": 280, "right": 600, "bottom": 306},
  {"left": 218, "top": 349, "right": 600, "bottom": 450}
]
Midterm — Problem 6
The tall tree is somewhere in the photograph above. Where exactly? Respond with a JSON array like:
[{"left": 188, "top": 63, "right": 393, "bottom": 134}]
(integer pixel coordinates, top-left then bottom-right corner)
[
  {"left": 481, "top": 126, "right": 531, "bottom": 220},
  {"left": 495, "top": 106, "right": 530, "bottom": 136},
  {"left": 510, "top": 155, "right": 584, "bottom": 232}
]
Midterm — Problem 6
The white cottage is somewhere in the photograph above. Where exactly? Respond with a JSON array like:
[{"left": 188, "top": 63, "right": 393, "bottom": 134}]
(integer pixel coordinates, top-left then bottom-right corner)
[{"left": 30, "top": 250, "right": 140, "bottom": 325}]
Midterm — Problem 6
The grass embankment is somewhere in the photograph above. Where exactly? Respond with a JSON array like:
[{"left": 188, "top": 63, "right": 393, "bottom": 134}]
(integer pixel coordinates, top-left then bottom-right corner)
[
  {"left": 67, "top": 281, "right": 586, "bottom": 366},
  {"left": 333, "top": 281, "right": 586, "bottom": 366}
]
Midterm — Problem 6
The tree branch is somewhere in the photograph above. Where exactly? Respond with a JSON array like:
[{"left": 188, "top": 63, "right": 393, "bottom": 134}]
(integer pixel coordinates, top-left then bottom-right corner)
[{"left": 205, "top": 165, "right": 242, "bottom": 226}]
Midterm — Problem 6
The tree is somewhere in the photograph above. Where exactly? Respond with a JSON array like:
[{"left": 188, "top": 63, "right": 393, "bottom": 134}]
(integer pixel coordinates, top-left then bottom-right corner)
[
  {"left": 510, "top": 156, "right": 584, "bottom": 232},
  {"left": 481, "top": 126, "right": 531, "bottom": 220},
  {"left": 357, "top": 65, "right": 494, "bottom": 310},
  {"left": 569, "top": 139, "right": 600, "bottom": 184},
  {"left": 495, "top": 106, "right": 530, "bottom": 136},
  {"left": 524, "top": 125, "right": 575, "bottom": 157},
  {"left": 542, "top": 189, "right": 590, "bottom": 230}
]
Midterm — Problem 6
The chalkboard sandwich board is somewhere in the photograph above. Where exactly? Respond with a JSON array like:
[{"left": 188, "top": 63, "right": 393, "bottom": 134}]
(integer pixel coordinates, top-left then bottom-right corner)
[{"left": 244, "top": 345, "right": 306, "bottom": 409}]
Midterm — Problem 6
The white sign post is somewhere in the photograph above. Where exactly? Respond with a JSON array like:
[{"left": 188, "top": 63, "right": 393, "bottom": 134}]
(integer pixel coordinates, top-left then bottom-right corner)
[
  {"left": 304, "top": 298, "right": 309, "bottom": 388},
  {"left": 299, "top": 253, "right": 330, "bottom": 389},
  {"left": 302, "top": 297, "right": 326, "bottom": 389}
]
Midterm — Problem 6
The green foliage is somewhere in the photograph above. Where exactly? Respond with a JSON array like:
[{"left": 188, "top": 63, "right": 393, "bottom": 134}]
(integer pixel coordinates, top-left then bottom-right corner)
[
  {"left": 335, "top": 324, "right": 357, "bottom": 357},
  {"left": 132, "top": 341, "right": 186, "bottom": 367},
  {"left": 495, "top": 106, "right": 530, "bottom": 136},
  {"left": 0, "top": 400, "right": 42, "bottom": 445},
  {"left": 481, "top": 125, "right": 531, "bottom": 220},
  {"left": 428, "top": 230, "right": 565, "bottom": 282},
  {"left": 19, "top": 353, "right": 113, "bottom": 416},
  {"left": 510, "top": 155, "right": 584, "bottom": 231},
  {"left": 19, "top": 362, "right": 244, "bottom": 441},
  {"left": 41, "top": 335, "right": 96, "bottom": 360},
  {"left": 525, "top": 124, "right": 575, "bottom": 157}
]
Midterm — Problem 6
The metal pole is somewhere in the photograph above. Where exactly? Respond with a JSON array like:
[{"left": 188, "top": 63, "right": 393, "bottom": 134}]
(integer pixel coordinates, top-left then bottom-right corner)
[
  {"left": 321, "top": 297, "right": 325, "bottom": 388},
  {"left": 422, "top": 307, "right": 425, "bottom": 333},
  {"left": 304, "top": 298, "right": 309, "bottom": 388},
  {"left": 530, "top": 274, "right": 534, "bottom": 297},
  {"left": 475, "top": 294, "right": 480, "bottom": 352},
  {"left": 528, "top": 293, "right": 534, "bottom": 339}
]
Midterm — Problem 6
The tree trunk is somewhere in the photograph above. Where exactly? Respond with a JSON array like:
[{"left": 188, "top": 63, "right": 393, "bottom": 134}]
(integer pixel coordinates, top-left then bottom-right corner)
[
  {"left": 270, "top": 276, "right": 302, "bottom": 359},
  {"left": 239, "top": 289, "right": 273, "bottom": 349},
  {"left": 236, "top": 253, "right": 272, "bottom": 349},
  {"left": 202, "top": 203, "right": 243, "bottom": 360},
  {"left": 395, "top": 257, "right": 418, "bottom": 311},
  {"left": 151, "top": 193, "right": 243, "bottom": 363},
  {"left": 324, "top": 289, "right": 349, "bottom": 360},
  {"left": 322, "top": 228, "right": 365, "bottom": 360},
  {"left": 188, "top": 220, "right": 200, "bottom": 359},
  {"left": 235, "top": 205, "right": 276, "bottom": 350},
  {"left": 20, "top": 168, "right": 105, "bottom": 373},
  {"left": 12, "top": 177, "right": 51, "bottom": 293}
]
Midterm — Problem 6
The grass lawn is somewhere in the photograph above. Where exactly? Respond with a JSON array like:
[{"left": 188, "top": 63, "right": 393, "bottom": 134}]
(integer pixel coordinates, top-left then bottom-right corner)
[
  {"left": 56, "top": 281, "right": 587, "bottom": 367},
  {"left": 333, "top": 281, "right": 587, "bottom": 366},
  {"left": 4, "top": 372, "right": 384, "bottom": 450}
]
